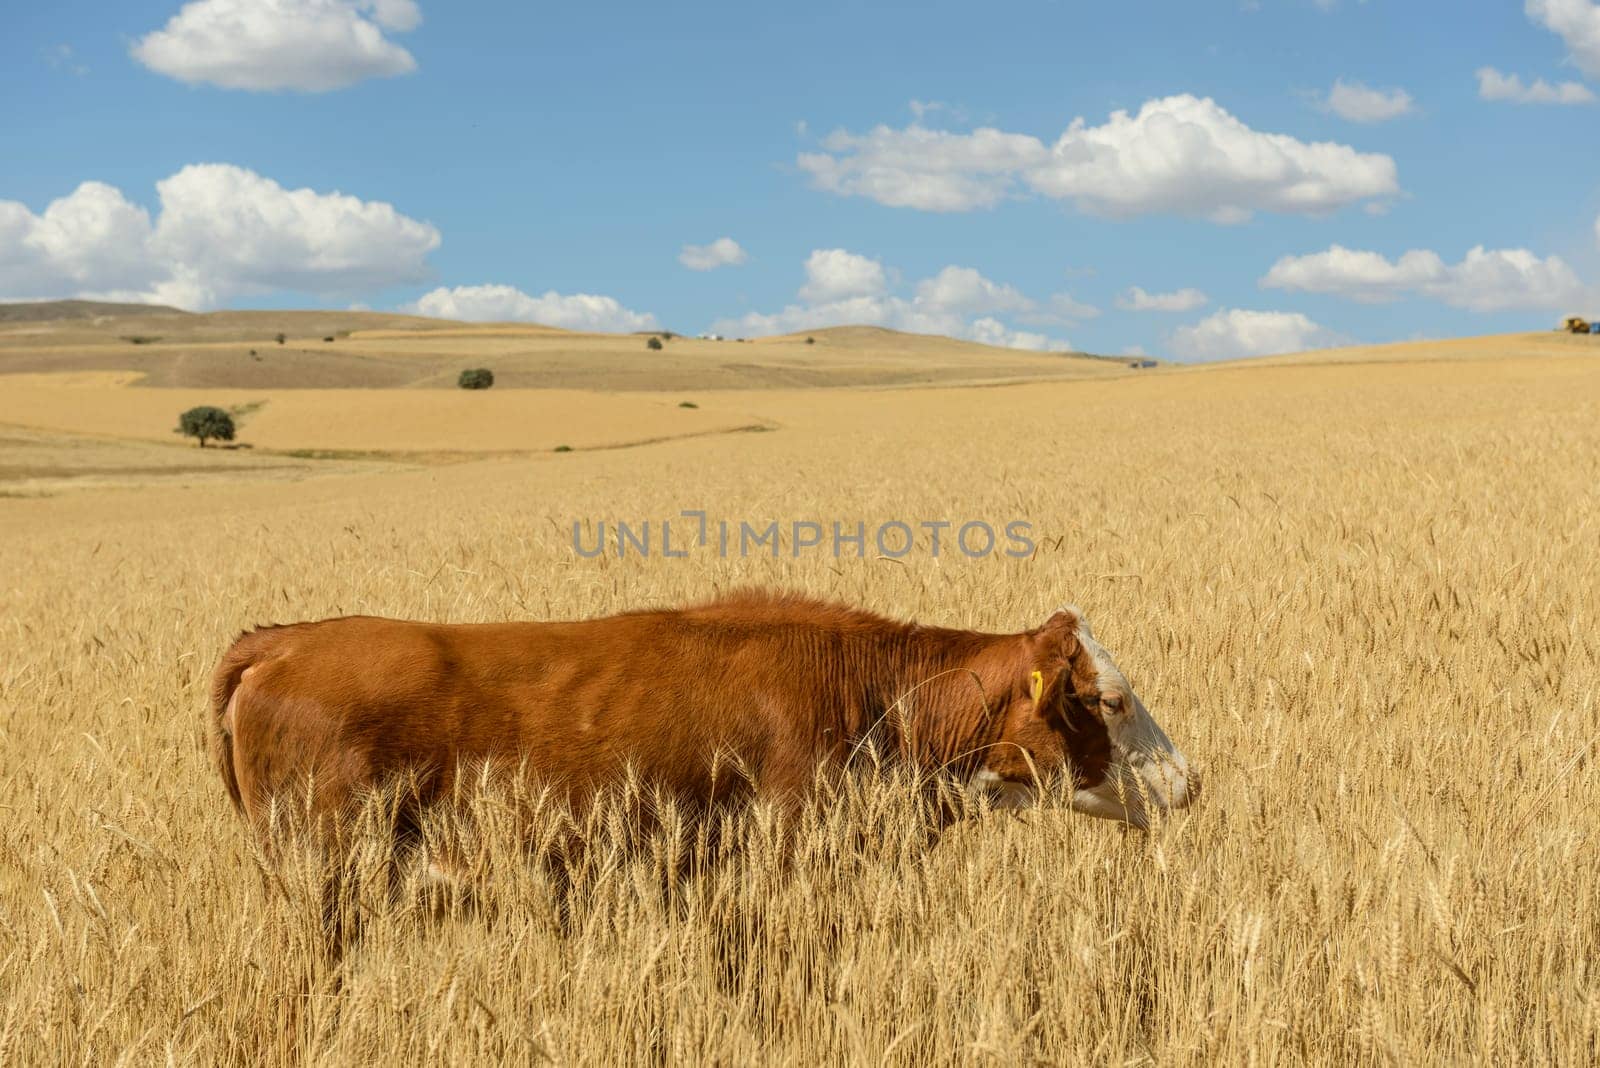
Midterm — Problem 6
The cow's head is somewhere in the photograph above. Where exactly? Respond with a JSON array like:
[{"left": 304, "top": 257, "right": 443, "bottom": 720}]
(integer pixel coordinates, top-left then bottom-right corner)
[{"left": 975, "top": 606, "right": 1197, "bottom": 827}]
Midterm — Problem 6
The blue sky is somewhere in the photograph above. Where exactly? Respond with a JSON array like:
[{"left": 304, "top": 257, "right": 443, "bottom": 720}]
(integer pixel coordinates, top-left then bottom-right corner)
[{"left": 4, "top": 0, "right": 1600, "bottom": 359}]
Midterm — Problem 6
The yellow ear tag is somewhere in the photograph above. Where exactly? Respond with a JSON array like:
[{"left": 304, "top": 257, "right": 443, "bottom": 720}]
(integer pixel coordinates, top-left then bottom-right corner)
[{"left": 1029, "top": 670, "right": 1044, "bottom": 704}]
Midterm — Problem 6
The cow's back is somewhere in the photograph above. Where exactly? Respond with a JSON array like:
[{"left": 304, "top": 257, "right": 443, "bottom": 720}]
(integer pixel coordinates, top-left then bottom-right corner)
[{"left": 212, "top": 613, "right": 839, "bottom": 830}]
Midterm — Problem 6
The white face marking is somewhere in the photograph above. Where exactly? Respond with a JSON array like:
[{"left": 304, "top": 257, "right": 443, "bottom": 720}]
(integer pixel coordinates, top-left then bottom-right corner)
[
  {"left": 970, "top": 609, "right": 1196, "bottom": 827},
  {"left": 1067, "top": 614, "right": 1195, "bottom": 827}
]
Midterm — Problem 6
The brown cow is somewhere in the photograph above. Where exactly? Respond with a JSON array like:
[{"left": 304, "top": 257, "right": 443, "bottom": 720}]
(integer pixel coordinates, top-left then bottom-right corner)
[{"left": 211, "top": 591, "right": 1195, "bottom": 845}]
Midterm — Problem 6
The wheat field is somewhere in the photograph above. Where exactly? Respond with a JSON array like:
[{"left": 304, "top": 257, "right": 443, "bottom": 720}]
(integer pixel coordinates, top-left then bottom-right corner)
[{"left": 1, "top": 347, "right": 1598, "bottom": 1064}]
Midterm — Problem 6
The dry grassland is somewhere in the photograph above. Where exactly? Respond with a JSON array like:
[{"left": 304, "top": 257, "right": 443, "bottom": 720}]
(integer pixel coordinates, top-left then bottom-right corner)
[
  {"left": 0, "top": 376, "right": 769, "bottom": 456},
  {"left": 0, "top": 426, "right": 399, "bottom": 499},
  {"left": 1, "top": 343, "right": 1598, "bottom": 1064}
]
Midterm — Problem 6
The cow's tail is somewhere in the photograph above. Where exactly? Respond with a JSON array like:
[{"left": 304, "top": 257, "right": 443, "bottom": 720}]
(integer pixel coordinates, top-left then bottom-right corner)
[{"left": 210, "top": 630, "right": 271, "bottom": 813}]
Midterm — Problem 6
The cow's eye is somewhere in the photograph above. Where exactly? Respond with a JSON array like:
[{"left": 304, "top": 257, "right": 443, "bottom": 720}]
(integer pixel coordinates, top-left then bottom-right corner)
[{"left": 1100, "top": 693, "right": 1124, "bottom": 712}]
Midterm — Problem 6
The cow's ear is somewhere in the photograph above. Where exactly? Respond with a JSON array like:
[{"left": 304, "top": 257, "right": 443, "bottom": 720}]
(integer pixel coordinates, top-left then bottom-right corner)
[
  {"left": 1033, "top": 606, "right": 1081, "bottom": 661},
  {"left": 1026, "top": 608, "right": 1080, "bottom": 703}
]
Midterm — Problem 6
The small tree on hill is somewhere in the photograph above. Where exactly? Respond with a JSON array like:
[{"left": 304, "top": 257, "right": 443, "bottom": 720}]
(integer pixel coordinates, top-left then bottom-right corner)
[
  {"left": 647, "top": 336, "right": 664, "bottom": 351},
  {"left": 275, "top": 333, "right": 286, "bottom": 345},
  {"left": 176, "top": 406, "right": 235, "bottom": 448},
  {"left": 458, "top": 368, "right": 495, "bottom": 390}
]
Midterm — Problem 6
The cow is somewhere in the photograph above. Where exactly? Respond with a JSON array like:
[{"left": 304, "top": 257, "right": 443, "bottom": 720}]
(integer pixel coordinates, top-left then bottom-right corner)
[{"left": 211, "top": 591, "right": 1196, "bottom": 849}]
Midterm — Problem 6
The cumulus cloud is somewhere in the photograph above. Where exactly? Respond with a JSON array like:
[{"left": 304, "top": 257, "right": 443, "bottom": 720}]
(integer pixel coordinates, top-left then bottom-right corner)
[
  {"left": 1319, "top": 79, "right": 1416, "bottom": 122},
  {"left": 1168, "top": 308, "right": 1340, "bottom": 362},
  {"left": 798, "top": 126, "right": 1043, "bottom": 212},
  {"left": 0, "top": 182, "right": 161, "bottom": 300},
  {"left": 1026, "top": 96, "right": 1399, "bottom": 221},
  {"left": 1527, "top": 0, "right": 1600, "bottom": 79},
  {"left": 967, "top": 317, "right": 1062, "bottom": 351},
  {"left": 1476, "top": 66, "right": 1595, "bottom": 104},
  {"left": 717, "top": 296, "right": 893, "bottom": 339},
  {"left": 152, "top": 164, "right": 440, "bottom": 305},
  {"left": 710, "top": 251, "right": 1072, "bottom": 351},
  {"left": 406, "top": 284, "right": 658, "bottom": 332},
  {"left": 0, "top": 164, "right": 439, "bottom": 309},
  {"left": 1116, "top": 286, "right": 1209, "bottom": 312},
  {"left": 677, "top": 237, "right": 748, "bottom": 271},
  {"left": 1261, "top": 244, "right": 1584, "bottom": 311},
  {"left": 798, "top": 94, "right": 1398, "bottom": 221},
  {"left": 798, "top": 248, "right": 889, "bottom": 303},
  {"left": 913, "top": 265, "right": 1031, "bottom": 315},
  {"left": 132, "top": 0, "right": 421, "bottom": 92}
]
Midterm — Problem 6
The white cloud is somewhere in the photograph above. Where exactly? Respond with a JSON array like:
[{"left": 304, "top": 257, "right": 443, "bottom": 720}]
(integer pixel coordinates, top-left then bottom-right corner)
[
  {"left": 152, "top": 164, "right": 440, "bottom": 305},
  {"left": 1116, "top": 286, "right": 1209, "bottom": 312},
  {"left": 0, "top": 182, "right": 160, "bottom": 300},
  {"left": 678, "top": 237, "right": 748, "bottom": 271},
  {"left": 406, "top": 284, "right": 658, "bottom": 332},
  {"left": 132, "top": 0, "right": 421, "bottom": 92},
  {"left": 1475, "top": 66, "right": 1596, "bottom": 104},
  {"left": 967, "top": 317, "right": 1067, "bottom": 352},
  {"left": 798, "top": 125, "right": 1043, "bottom": 212},
  {"left": 1169, "top": 308, "right": 1340, "bottom": 361},
  {"left": 799, "top": 248, "right": 888, "bottom": 302},
  {"left": 1527, "top": 0, "right": 1600, "bottom": 79},
  {"left": 0, "top": 165, "right": 440, "bottom": 309},
  {"left": 717, "top": 296, "right": 897, "bottom": 338},
  {"left": 1027, "top": 96, "right": 1399, "bottom": 222},
  {"left": 913, "top": 265, "right": 1031, "bottom": 315},
  {"left": 710, "top": 251, "right": 1072, "bottom": 351},
  {"left": 1320, "top": 79, "right": 1416, "bottom": 122},
  {"left": 1263, "top": 246, "right": 1438, "bottom": 302},
  {"left": 1261, "top": 244, "right": 1584, "bottom": 311},
  {"left": 798, "top": 94, "right": 1399, "bottom": 221}
]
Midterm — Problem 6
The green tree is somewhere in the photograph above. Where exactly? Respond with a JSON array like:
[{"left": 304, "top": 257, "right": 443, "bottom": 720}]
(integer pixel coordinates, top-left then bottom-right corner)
[
  {"left": 458, "top": 368, "right": 495, "bottom": 390},
  {"left": 176, "top": 406, "right": 236, "bottom": 448},
  {"left": 647, "top": 336, "right": 664, "bottom": 351}
]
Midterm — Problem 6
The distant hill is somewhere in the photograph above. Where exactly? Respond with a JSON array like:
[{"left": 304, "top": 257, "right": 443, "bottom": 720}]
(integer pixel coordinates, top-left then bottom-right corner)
[
  {"left": 0, "top": 300, "right": 192, "bottom": 322},
  {"left": 761, "top": 324, "right": 1084, "bottom": 356},
  {"left": 1208, "top": 331, "right": 1593, "bottom": 370},
  {"left": 0, "top": 307, "right": 1129, "bottom": 391}
]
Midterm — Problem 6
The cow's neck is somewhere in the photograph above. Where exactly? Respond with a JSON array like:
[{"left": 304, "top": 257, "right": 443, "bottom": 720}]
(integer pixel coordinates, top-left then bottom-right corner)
[{"left": 855, "top": 624, "right": 1017, "bottom": 772}]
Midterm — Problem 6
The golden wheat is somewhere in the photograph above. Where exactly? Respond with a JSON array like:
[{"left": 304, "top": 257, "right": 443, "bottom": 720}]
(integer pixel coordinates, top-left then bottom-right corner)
[{"left": 1, "top": 351, "right": 1597, "bottom": 1064}]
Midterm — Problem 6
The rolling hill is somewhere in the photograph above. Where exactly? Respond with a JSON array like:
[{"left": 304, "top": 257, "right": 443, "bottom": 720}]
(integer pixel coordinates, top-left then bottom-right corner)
[{"left": 0, "top": 307, "right": 1128, "bottom": 391}]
